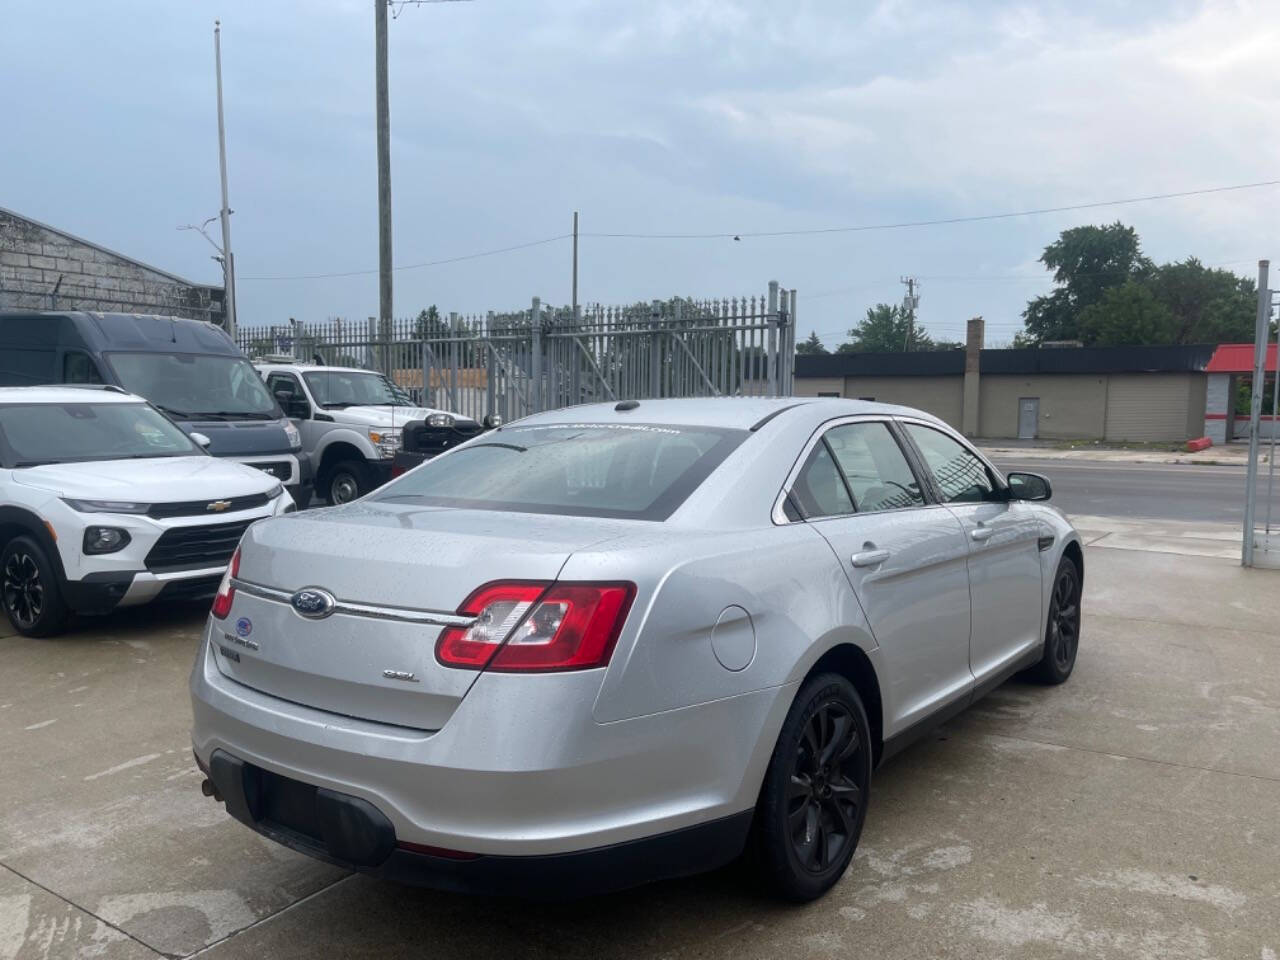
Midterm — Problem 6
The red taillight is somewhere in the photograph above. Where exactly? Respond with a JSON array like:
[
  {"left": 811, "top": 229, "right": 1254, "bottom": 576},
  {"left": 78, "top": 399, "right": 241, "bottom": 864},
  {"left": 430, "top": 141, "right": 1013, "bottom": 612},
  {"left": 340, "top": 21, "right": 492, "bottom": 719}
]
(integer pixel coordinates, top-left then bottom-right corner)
[
  {"left": 436, "top": 580, "right": 635, "bottom": 673},
  {"left": 211, "top": 546, "right": 240, "bottom": 620}
]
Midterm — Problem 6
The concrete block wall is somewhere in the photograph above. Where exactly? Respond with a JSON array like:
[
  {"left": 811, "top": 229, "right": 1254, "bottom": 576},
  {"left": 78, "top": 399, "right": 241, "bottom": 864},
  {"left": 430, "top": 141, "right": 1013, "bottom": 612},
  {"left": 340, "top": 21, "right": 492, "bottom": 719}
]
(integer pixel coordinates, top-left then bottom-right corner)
[{"left": 0, "top": 210, "right": 220, "bottom": 322}]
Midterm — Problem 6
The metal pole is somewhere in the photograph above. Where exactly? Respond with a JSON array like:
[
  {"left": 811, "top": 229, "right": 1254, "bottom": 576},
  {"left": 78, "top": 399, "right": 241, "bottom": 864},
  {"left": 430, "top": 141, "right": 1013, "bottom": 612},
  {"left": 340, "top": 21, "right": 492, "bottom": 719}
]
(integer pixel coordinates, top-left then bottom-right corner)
[
  {"left": 1264, "top": 293, "right": 1279, "bottom": 536},
  {"left": 214, "top": 21, "right": 237, "bottom": 339},
  {"left": 572, "top": 211, "right": 579, "bottom": 317},
  {"left": 1243, "top": 260, "right": 1269, "bottom": 566},
  {"left": 374, "top": 0, "right": 394, "bottom": 328}
]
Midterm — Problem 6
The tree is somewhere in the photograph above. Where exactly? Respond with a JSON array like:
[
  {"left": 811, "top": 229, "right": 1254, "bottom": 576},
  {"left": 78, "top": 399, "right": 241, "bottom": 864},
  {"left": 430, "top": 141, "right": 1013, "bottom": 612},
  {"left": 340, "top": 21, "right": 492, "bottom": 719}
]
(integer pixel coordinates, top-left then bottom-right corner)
[
  {"left": 796, "top": 330, "right": 828, "bottom": 355},
  {"left": 1021, "top": 222, "right": 1152, "bottom": 343},
  {"left": 1077, "top": 281, "right": 1176, "bottom": 346},
  {"left": 1149, "top": 258, "right": 1257, "bottom": 344},
  {"left": 837, "top": 303, "right": 934, "bottom": 353}
]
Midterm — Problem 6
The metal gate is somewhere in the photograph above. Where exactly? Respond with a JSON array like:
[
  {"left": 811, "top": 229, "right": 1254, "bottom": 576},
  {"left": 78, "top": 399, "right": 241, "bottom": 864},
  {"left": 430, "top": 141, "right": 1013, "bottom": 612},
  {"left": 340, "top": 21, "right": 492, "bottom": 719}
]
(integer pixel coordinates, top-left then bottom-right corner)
[{"left": 236, "top": 282, "right": 797, "bottom": 424}]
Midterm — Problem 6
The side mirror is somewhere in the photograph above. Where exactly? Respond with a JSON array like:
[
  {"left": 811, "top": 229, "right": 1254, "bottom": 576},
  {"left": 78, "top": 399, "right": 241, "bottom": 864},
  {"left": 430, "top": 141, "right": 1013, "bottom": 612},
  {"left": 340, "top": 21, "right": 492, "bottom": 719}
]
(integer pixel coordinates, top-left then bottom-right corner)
[
  {"left": 190, "top": 432, "right": 212, "bottom": 449},
  {"left": 1006, "top": 471, "right": 1052, "bottom": 502}
]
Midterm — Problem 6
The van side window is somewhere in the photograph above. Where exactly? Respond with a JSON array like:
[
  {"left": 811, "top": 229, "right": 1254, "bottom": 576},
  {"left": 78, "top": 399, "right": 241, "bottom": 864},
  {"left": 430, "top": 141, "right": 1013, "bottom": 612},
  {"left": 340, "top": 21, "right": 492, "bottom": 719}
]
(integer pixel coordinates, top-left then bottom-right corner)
[
  {"left": 0, "top": 317, "right": 58, "bottom": 386},
  {"left": 63, "top": 352, "right": 104, "bottom": 385}
]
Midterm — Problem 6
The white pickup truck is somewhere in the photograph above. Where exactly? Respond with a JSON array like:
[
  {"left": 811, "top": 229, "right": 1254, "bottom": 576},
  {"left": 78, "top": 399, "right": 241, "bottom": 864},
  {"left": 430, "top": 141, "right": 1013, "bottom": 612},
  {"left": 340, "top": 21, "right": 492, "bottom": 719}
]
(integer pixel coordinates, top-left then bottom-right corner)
[{"left": 255, "top": 362, "right": 481, "bottom": 505}]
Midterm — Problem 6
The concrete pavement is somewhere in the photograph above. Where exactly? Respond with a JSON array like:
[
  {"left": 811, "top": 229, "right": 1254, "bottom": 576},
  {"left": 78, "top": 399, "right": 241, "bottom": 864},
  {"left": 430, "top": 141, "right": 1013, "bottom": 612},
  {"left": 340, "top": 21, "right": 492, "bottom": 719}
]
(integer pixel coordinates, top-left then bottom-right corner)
[{"left": 1, "top": 540, "right": 1278, "bottom": 958}]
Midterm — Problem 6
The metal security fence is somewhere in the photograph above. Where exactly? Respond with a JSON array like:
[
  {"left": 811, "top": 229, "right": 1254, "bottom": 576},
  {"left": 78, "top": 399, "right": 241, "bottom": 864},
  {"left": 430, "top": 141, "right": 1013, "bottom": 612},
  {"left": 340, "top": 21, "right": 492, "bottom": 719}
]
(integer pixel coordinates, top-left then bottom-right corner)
[{"left": 237, "top": 281, "right": 797, "bottom": 423}]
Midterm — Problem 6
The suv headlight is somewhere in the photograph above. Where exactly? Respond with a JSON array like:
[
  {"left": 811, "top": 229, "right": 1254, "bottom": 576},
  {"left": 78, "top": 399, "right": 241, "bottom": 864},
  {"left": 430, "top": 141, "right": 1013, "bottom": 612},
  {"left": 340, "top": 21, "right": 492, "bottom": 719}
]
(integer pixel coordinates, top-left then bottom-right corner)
[
  {"left": 426, "top": 413, "right": 455, "bottom": 428},
  {"left": 267, "top": 482, "right": 285, "bottom": 500},
  {"left": 283, "top": 421, "right": 302, "bottom": 450},
  {"left": 63, "top": 498, "right": 150, "bottom": 514}
]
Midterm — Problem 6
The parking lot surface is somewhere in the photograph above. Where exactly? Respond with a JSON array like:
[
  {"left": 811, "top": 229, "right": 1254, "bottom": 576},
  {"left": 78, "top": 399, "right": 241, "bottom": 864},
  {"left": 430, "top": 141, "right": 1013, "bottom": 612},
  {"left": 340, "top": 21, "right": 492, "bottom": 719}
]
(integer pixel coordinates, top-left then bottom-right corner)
[{"left": 2, "top": 540, "right": 1277, "bottom": 959}]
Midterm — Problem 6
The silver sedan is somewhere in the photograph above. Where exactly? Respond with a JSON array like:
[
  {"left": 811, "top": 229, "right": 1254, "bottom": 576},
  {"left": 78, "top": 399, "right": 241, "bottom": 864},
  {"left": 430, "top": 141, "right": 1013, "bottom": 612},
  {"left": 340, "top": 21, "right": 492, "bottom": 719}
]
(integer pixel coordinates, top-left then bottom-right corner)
[{"left": 190, "top": 398, "right": 1083, "bottom": 901}]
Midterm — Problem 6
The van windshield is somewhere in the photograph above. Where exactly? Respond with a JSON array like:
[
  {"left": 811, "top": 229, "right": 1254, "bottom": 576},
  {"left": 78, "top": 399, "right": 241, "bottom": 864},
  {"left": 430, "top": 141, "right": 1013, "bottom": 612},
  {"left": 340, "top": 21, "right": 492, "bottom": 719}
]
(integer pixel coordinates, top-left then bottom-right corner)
[
  {"left": 0, "top": 402, "right": 198, "bottom": 466},
  {"left": 107, "top": 353, "right": 280, "bottom": 420}
]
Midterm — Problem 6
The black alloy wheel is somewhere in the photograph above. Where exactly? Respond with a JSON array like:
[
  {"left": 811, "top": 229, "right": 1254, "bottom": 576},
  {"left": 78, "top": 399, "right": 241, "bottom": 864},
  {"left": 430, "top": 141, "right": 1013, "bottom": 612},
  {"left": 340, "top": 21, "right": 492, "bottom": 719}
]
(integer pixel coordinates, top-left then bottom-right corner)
[
  {"left": 1030, "top": 556, "right": 1082, "bottom": 684},
  {"left": 753, "top": 673, "right": 872, "bottom": 901},
  {"left": 3, "top": 549, "right": 42, "bottom": 629},
  {"left": 788, "top": 699, "right": 867, "bottom": 875},
  {"left": 2, "top": 536, "right": 69, "bottom": 638}
]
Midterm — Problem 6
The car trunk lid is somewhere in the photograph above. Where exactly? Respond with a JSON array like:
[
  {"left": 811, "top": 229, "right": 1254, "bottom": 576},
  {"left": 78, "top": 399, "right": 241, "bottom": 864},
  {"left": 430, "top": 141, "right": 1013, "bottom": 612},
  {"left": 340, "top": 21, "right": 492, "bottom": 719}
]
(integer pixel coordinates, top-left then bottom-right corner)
[{"left": 215, "top": 504, "right": 631, "bottom": 730}]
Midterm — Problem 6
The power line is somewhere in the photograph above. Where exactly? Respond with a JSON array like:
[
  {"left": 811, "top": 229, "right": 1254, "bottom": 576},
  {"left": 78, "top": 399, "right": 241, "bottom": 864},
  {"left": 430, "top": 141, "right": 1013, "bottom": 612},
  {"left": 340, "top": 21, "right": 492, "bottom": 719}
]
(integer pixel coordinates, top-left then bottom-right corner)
[
  {"left": 582, "top": 178, "right": 1280, "bottom": 240},
  {"left": 235, "top": 179, "right": 1276, "bottom": 283},
  {"left": 240, "top": 234, "right": 570, "bottom": 281}
]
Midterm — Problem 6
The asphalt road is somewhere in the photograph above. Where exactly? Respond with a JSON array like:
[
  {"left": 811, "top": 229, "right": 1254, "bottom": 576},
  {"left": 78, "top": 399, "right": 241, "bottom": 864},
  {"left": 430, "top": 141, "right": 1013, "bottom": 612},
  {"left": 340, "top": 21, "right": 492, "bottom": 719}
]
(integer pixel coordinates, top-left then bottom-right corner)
[{"left": 992, "top": 457, "right": 1280, "bottom": 524}]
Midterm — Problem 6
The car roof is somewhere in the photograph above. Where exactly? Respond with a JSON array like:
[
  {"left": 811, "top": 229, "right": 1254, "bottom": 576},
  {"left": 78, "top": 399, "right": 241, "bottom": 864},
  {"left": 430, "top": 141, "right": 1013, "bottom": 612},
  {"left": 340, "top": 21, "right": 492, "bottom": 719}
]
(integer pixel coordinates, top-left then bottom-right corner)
[
  {"left": 510, "top": 397, "right": 947, "bottom": 431},
  {"left": 0, "top": 385, "right": 144, "bottom": 405}
]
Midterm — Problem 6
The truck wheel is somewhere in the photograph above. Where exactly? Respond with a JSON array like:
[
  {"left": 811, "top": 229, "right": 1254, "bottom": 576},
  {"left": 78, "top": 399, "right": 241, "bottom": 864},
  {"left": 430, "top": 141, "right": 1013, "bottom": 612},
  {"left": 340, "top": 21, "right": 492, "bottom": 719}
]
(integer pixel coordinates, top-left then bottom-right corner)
[
  {"left": 325, "top": 460, "right": 371, "bottom": 505},
  {"left": 2, "top": 536, "right": 70, "bottom": 638}
]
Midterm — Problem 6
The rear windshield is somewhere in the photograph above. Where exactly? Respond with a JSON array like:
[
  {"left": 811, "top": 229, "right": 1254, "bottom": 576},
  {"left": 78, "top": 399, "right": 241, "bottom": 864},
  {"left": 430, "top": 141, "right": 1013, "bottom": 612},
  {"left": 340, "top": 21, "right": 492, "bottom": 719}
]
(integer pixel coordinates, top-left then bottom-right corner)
[
  {"left": 0, "top": 402, "right": 198, "bottom": 466},
  {"left": 375, "top": 422, "right": 746, "bottom": 520}
]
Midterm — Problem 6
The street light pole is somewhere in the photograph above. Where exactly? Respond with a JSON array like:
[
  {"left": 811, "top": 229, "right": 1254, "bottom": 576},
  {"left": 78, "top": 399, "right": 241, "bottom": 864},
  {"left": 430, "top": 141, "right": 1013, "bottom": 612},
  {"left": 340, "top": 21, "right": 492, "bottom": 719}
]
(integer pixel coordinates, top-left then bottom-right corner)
[
  {"left": 375, "top": 0, "right": 394, "bottom": 330},
  {"left": 214, "top": 20, "right": 237, "bottom": 340}
]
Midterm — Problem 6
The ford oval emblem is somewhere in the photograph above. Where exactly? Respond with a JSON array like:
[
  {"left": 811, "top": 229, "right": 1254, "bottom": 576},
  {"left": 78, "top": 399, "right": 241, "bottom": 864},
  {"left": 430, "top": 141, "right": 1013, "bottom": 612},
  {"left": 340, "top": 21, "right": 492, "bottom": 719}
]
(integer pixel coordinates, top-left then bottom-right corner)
[
  {"left": 235, "top": 616, "right": 253, "bottom": 638},
  {"left": 290, "top": 587, "right": 336, "bottom": 620}
]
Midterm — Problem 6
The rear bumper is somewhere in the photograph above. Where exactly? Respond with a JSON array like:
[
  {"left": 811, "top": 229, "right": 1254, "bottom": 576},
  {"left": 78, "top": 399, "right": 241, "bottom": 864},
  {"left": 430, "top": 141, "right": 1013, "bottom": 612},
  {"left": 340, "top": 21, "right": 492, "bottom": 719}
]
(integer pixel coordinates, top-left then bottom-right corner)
[
  {"left": 190, "top": 624, "right": 794, "bottom": 861},
  {"left": 201, "top": 748, "right": 752, "bottom": 898}
]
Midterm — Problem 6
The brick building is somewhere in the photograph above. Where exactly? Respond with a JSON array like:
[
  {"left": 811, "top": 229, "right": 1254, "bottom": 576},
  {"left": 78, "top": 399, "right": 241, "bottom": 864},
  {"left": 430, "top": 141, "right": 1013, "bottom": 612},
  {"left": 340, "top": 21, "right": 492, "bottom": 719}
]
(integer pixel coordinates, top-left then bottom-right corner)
[{"left": 0, "top": 207, "right": 223, "bottom": 323}]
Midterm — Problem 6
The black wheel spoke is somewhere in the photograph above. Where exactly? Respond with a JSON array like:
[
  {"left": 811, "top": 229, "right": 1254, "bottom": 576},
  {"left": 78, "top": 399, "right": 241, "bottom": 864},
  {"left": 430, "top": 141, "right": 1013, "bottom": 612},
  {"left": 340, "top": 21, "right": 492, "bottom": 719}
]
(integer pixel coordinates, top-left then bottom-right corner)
[{"left": 829, "top": 775, "right": 862, "bottom": 808}]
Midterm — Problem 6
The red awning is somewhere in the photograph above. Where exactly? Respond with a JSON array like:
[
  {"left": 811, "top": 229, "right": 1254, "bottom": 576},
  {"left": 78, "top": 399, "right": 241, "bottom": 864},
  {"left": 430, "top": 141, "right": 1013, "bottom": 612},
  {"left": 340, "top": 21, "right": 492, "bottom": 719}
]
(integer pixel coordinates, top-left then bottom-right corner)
[{"left": 1205, "top": 343, "right": 1277, "bottom": 374}]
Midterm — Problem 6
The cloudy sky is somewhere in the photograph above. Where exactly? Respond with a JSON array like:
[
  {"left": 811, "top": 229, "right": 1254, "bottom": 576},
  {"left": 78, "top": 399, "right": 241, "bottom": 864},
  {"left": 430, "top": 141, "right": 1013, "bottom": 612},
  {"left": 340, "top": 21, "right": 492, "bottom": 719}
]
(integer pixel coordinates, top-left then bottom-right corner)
[{"left": 3, "top": 0, "right": 1278, "bottom": 347}]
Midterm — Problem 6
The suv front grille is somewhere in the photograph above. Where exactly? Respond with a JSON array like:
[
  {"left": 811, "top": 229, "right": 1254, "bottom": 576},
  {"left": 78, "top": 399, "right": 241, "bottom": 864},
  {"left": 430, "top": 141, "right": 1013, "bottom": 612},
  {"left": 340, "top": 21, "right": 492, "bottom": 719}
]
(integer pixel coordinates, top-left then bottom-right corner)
[
  {"left": 145, "top": 519, "right": 255, "bottom": 572},
  {"left": 148, "top": 493, "right": 271, "bottom": 519}
]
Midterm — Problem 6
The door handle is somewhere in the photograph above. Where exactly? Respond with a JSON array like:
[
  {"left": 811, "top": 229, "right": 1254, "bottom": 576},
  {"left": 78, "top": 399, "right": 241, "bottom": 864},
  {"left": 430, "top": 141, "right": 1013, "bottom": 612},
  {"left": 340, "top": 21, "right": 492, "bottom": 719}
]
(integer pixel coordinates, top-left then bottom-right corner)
[
  {"left": 971, "top": 525, "right": 994, "bottom": 542},
  {"left": 851, "top": 548, "right": 890, "bottom": 568}
]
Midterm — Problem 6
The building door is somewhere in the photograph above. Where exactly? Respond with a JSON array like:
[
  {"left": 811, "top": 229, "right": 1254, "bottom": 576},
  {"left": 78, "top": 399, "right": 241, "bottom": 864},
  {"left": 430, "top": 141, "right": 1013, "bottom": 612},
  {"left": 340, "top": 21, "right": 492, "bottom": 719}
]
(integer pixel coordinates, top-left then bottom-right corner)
[{"left": 1017, "top": 398, "right": 1039, "bottom": 439}]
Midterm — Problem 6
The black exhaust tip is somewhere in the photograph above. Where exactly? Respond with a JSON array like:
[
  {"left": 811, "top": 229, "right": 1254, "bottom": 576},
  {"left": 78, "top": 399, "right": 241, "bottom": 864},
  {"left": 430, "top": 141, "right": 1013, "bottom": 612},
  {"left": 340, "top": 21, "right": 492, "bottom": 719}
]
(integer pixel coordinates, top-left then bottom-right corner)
[{"left": 201, "top": 778, "right": 223, "bottom": 802}]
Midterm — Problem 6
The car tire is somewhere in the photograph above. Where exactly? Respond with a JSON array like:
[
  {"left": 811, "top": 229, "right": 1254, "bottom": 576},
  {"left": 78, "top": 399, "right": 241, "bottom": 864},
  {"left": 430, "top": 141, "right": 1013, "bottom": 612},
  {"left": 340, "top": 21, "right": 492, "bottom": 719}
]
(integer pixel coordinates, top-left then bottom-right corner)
[
  {"left": 1028, "top": 555, "right": 1082, "bottom": 685},
  {"left": 752, "top": 672, "right": 872, "bottom": 902},
  {"left": 2, "top": 535, "right": 70, "bottom": 638},
  {"left": 324, "top": 460, "right": 371, "bottom": 506}
]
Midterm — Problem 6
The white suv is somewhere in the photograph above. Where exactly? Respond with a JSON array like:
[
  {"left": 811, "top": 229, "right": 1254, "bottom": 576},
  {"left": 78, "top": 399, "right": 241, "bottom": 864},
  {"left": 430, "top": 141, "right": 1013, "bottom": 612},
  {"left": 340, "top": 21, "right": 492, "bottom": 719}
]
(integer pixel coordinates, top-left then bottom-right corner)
[
  {"left": 256, "top": 363, "right": 480, "bottom": 505},
  {"left": 0, "top": 386, "right": 293, "bottom": 637}
]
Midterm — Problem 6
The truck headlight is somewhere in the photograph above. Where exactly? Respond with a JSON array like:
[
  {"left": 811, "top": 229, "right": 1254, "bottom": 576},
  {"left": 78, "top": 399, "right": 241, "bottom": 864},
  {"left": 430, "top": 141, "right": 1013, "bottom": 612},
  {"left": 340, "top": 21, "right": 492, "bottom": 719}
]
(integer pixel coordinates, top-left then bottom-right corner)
[
  {"left": 83, "top": 526, "right": 131, "bottom": 555},
  {"left": 426, "top": 413, "right": 455, "bottom": 428},
  {"left": 283, "top": 422, "right": 302, "bottom": 450}
]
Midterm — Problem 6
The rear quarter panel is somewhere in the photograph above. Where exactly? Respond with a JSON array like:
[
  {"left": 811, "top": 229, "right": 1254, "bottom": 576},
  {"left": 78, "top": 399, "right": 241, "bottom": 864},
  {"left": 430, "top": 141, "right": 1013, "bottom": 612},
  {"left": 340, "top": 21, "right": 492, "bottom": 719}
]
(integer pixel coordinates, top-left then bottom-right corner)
[{"left": 572, "top": 524, "right": 878, "bottom": 724}]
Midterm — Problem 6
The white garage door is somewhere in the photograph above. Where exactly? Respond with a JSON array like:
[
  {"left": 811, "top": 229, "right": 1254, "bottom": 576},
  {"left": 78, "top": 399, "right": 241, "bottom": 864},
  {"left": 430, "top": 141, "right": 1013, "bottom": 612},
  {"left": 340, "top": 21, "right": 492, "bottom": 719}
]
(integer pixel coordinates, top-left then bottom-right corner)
[{"left": 1105, "top": 375, "right": 1190, "bottom": 442}]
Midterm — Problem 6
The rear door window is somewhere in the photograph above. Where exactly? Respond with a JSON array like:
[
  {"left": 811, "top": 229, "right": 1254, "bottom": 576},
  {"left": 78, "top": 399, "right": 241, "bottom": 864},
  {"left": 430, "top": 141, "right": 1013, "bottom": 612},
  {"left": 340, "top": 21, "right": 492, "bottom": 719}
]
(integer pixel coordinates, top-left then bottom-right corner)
[
  {"left": 786, "top": 420, "right": 924, "bottom": 520},
  {"left": 374, "top": 422, "right": 745, "bottom": 521},
  {"left": 824, "top": 422, "right": 925, "bottom": 512}
]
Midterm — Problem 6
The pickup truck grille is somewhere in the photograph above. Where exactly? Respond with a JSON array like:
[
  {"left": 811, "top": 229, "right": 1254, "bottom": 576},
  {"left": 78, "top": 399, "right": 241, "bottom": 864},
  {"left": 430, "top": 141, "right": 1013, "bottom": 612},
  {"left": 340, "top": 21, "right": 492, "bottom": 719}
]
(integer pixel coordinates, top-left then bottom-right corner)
[{"left": 145, "top": 519, "right": 255, "bottom": 572}]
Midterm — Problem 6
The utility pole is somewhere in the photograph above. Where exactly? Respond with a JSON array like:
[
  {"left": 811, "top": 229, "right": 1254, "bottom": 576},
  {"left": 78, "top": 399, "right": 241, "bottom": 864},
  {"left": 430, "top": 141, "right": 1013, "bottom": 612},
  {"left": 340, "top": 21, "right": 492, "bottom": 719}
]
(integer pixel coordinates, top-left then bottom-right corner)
[
  {"left": 901, "top": 276, "right": 919, "bottom": 350},
  {"left": 214, "top": 20, "right": 237, "bottom": 340},
  {"left": 374, "top": 0, "right": 393, "bottom": 330},
  {"left": 571, "top": 211, "right": 579, "bottom": 317}
]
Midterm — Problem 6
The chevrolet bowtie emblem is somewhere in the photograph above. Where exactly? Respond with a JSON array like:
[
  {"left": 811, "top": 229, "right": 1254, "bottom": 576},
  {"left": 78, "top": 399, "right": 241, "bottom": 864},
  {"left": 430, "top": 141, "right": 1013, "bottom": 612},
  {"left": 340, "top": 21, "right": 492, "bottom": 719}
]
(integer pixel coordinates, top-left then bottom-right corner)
[{"left": 206, "top": 500, "right": 232, "bottom": 512}]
